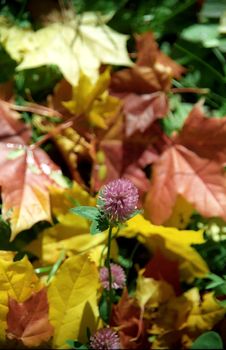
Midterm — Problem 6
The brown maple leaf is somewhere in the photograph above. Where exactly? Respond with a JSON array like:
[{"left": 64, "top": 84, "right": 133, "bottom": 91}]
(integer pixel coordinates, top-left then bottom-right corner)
[
  {"left": 6, "top": 288, "right": 53, "bottom": 347},
  {"left": 111, "top": 289, "right": 149, "bottom": 350},
  {"left": 136, "top": 32, "right": 186, "bottom": 79},
  {"left": 111, "top": 32, "right": 185, "bottom": 94}
]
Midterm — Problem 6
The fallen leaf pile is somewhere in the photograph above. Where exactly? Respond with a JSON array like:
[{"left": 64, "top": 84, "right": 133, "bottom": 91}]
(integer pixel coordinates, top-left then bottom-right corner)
[{"left": 0, "top": 2, "right": 226, "bottom": 349}]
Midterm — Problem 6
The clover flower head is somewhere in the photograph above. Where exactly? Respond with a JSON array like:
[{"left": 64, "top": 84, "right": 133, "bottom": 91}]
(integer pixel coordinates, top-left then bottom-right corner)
[
  {"left": 98, "top": 178, "right": 139, "bottom": 223},
  {"left": 99, "top": 263, "right": 126, "bottom": 290},
  {"left": 90, "top": 328, "right": 120, "bottom": 350}
]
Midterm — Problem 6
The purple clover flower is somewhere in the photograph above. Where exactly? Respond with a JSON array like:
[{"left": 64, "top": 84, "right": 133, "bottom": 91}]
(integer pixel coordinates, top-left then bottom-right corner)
[
  {"left": 90, "top": 328, "right": 120, "bottom": 350},
  {"left": 99, "top": 263, "right": 126, "bottom": 290},
  {"left": 98, "top": 179, "right": 139, "bottom": 223}
]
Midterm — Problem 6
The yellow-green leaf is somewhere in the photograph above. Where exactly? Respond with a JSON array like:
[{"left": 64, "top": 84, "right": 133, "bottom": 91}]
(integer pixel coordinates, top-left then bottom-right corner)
[{"left": 0, "top": 13, "right": 132, "bottom": 86}]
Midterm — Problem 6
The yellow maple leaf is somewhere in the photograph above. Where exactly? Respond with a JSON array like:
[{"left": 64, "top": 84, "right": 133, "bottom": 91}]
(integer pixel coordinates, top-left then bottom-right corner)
[
  {"left": 27, "top": 183, "right": 113, "bottom": 265},
  {"left": 119, "top": 215, "right": 208, "bottom": 282},
  {"left": 27, "top": 213, "right": 118, "bottom": 266},
  {"left": 164, "top": 195, "right": 194, "bottom": 229},
  {"left": 146, "top": 286, "right": 225, "bottom": 349},
  {"left": 63, "top": 69, "right": 121, "bottom": 129},
  {"left": 48, "top": 254, "right": 99, "bottom": 349},
  {"left": 0, "top": 251, "right": 15, "bottom": 261},
  {"left": 184, "top": 289, "right": 226, "bottom": 335},
  {"left": 50, "top": 181, "right": 96, "bottom": 219},
  {"left": 0, "top": 255, "right": 41, "bottom": 340},
  {"left": 0, "top": 13, "right": 132, "bottom": 86},
  {"left": 41, "top": 214, "right": 107, "bottom": 265},
  {"left": 136, "top": 274, "right": 175, "bottom": 309}
]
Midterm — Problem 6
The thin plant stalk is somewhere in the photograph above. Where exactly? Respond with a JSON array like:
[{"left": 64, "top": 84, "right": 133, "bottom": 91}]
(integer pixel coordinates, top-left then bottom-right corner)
[
  {"left": 99, "top": 226, "right": 120, "bottom": 267},
  {"left": 106, "top": 224, "right": 113, "bottom": 320}
]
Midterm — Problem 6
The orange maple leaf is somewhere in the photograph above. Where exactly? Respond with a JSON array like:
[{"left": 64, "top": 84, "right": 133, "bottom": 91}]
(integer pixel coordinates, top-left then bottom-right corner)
[{"left": 145, "top": 144, "right": 226, "bottom": 224}]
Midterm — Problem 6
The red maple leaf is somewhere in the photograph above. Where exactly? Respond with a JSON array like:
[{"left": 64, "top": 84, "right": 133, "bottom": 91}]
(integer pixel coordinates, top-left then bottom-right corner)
[{"left": 175, "top": 101, "right": 226, "bottom": 164}]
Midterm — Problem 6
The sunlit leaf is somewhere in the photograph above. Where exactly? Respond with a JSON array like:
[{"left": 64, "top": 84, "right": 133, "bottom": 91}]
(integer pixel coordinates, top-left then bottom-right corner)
[
  {"left": 120, "top": 214, "right": 208, "bottom": 282},
  {"left": 48, "top": 254, "right": 99, "bottom": 349},
  {"left": 0, "top": 13, "right": 132, "bottom": 86}
]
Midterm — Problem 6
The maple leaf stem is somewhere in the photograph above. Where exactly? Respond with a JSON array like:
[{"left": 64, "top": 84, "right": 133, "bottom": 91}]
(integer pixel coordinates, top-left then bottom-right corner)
[
  {"left": 171, "top": 87, "right": 209, "bottom": 94},
  {"left": 106, "top": 224, "right": 113, "bottom": 322},
  {"left": 2, "top": 100, "right": 63, "bottom": 118},
  {"left": 30, "top": 120, "right": 73, "bottom": 149}
]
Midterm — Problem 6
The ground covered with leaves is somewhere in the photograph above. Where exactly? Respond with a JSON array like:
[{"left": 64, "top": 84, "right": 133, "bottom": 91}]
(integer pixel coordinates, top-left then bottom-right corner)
[{"left": 0, "top": 0, "right": 226, "bottom": 349}]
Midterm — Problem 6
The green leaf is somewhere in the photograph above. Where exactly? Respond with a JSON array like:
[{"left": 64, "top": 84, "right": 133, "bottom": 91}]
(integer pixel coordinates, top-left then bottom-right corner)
[
  {"left": 200, "top": 0, "right": 226, "bottom": 19},
  {"left": 90, "top": 215, "right": 109, "bottom": 235},
  {"left": 15, "top": 65, "right": 62, "bottom": 100},
  {"left": 162, "top": 94, "right": 192, "bottom": 135},
  {"left": 0, "top": 44, "right": 17, "bottom": 82},
  {"left": 66, "top": 340, "right": 76, "bottom": 348},
  {"left": 66, "top": 340, "right": 88, "bottom": 349},
  {"left": 47, "top": 250, "right": 66, "bottom": 285},
  {"left": 218, "top": 299, "right": 226, "bottom": 307},
  {"left": 70, "top": 206, "right": 99, "bottom": 221},
  {"left": 117, "top": 255, "right": 133, "bottom": 269},
  {"left": 191, "top": 331, "right": 223, "bottom": 349},
  {"left": 181, "top": 24, "right": 219, "bottom": 47},
  {"left": 99, "top": 291, "right": 109, "bottom": 323}
]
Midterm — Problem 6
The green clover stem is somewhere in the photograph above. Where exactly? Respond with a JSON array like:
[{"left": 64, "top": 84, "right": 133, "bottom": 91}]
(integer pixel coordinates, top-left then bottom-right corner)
[
  {"left": 99, "top": 226, "right": 120, "bottom": 267},
  {"left": 106, "top": 224, "right": 113, "bottom": 321}
]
